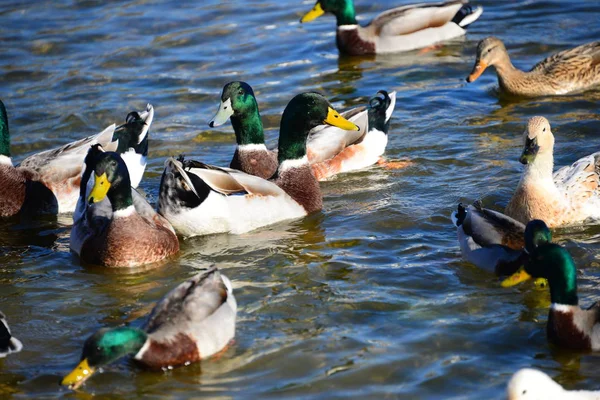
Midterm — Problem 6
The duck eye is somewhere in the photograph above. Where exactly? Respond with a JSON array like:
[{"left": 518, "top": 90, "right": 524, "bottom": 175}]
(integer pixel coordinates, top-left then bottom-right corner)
[
  {"left": 522, "top": 390, "right": 527, "bottom": 395},
  {"left": 487, "top": 48, "right": 492, "bottom": 53},
  {"left": 543, "top": 128, "right": 546, "bottom": 132},
  {"left": 238, "top": 89, "right": 244, "bottom": 95}
]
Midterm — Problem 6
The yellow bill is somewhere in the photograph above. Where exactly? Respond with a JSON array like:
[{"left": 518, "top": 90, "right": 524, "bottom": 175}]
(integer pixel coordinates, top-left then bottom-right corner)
[
  {"left": 324, "top": 107, "right": 360, "bottom": 131},
  {"left": 501, "top": 267, "right": 533, "bottom": 288},
  {"left": 467, "top": 60, "right": 488, "bottom": 83},
  {"left": 301, "top": 2, "right": 325, "bottom": 23},
  {"left": 88, "top": 173, "right": 110, "bottom": 203},
  {"left": 61, "top": 358, "right": 95, "bottom": 389}
]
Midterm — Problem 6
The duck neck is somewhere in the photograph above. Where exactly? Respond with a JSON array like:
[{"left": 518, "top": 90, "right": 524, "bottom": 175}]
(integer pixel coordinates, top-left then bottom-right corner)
[
  {"left": 335, "top": 1, "right": 358, "bottom": 26},
  {"left": 520, "top": 152, "right": 554, "bottom": 186},
  {"left": 108, "top": 177, "right": 134, "bottom": 214},
  {"left": 547, "top": 249, "right": 579, "bottom": 307},
  {"left": 0, "top": 100, "right": 10, "bottom": 158},
  {"left": 493, "top": 54, "right": 529, "bottom": 92},
  {"left": 231, "top": 108, "right": 265, "bottom": 146}
]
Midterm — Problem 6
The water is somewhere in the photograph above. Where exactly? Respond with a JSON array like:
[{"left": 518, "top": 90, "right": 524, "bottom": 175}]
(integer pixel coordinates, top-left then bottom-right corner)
[{"left": 1, "top": 0, "right": 600, "bottom": 398}]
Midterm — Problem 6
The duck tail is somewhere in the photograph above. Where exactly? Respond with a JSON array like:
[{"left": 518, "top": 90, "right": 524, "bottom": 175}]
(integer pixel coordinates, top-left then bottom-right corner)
[
  {"left": 0, "top": 313, "right": 23, "bottom": 358},
  {"left": 452, "top": 4, "right": 483, "bottom": 28},
  {"left": 367, "top": 90, "right": 395, "bottom": 134},
  {"left": 451, "top": 203, "right": 468, "bottom": 227},
  {"left": 112, "top": 104, "right": 154, "bottom": 157}
]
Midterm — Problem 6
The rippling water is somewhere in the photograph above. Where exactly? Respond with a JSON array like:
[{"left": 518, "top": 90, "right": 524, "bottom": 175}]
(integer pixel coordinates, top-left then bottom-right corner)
[{"left": 1, "top": 0, "right": 600, "bottom": 398}]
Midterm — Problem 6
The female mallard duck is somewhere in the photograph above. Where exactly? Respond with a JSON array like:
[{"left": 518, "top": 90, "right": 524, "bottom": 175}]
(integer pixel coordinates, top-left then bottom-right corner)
[
  {"left": 502, "top": 220, "right": 600, "bottom": 351},
  {"left": 61, "top": 267, "right": 236, "bottom": 390},
  {"left": 505, "top": 117, "right": 600, "bottom": 228},
  {"left": 507, "top": 368, "right": 600, "bottom": 400},
  {"left": 0, "top": 311, "right": 22, "bottom": 358},
  {"left": 467, "top": 37, "right": 600, "bottom": 96},
  {"left": 71, "top": 145, "right": 179, "bottom": 267},
  {"left": 209, "top": 82, "right": 396, "bottom": 181},
  {"left": 0, "top": 100, "right": 153, "bottom": 217},
  {"left": 300, "top": 0, "right": 483, "bottom": 55},
  {"left": 159, "top": 92, "right": 359, "bottom": 237},
  {"left": 451, "top": 202, "right": 526, "bottom": 275}
]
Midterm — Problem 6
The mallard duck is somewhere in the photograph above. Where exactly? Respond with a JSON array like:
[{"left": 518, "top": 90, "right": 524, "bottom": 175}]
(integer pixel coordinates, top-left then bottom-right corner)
[
  {"left": 208, "top": 82, "right": 395, "bottom": 180},
  {"left": 502, "top": 220, "right": 600, "bottom": 351},
  {"left": 71, "top": 145, "right": 179, "bottom": 268},
  {"left": 451, "top": 202, "right": 526, "bottom": 275},
  {"left": 467, "top": 37, "right": 600, "bottom": 96},
  {"left": 159, "top": 92, "right": 359, "bottom": 237},
  {"left": 61, "top": 267, "right": 236, "bottom": 390},
  {"left": 507, "top": 368, "right": 600, "bottom": 400},
  {"left": 505, "top": 117, "right": 600, "bottom": 228},
  {"left": 0, "top": 100, "right": 153, "bottom": 217},
  {"left": 300, "top": 0, "right": 483, "bottom": 55},
  {"left": 0, "top": 311, "right": 22, "bottom": 358}
]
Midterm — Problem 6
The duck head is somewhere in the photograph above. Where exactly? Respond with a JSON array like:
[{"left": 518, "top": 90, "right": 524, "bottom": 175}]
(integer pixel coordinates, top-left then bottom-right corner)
[{"left": 467, "top": 37, "right": 510, "bottom": 82}]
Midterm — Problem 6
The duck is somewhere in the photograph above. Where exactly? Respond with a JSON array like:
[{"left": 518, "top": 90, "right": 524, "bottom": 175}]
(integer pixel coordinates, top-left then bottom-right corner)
[
  {"left": 61, "top": 267, "right": 236, "bottom": 390},
  {"left": 159, "top": 92, "right": 360, "bottom": 237},
  {"left": 507, "top": 368, "right": 600, "bottom": 400},
  {"left": 0, "top": 311, "right": 22, "bottom": 358},
  {"left": 0, "top": 99, "right": 153, "bottom": 217},
  {"left": 208, "top": 81, "right": 396, "bottom": 181},
  {"left": 71, "top": 144, "right": 179, "bottom": 268},
  {"left": 505, "top": 117, "right": 600, "bottom": 228},
  {"left": 467, "top": 37, "right": 600, "bottom": 97},
  {"left": 300, "top": 0, "right": 483, "bottom": 55},
  {"left": 502, "top": 220, "right": 600, "bottom": 351},
  {"left": 451, "top": 202, "right": 526, "bottom": 276}
]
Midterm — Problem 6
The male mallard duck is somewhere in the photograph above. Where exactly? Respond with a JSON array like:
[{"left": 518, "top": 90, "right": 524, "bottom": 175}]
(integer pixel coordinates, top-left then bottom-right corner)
[
  {"left": 61, "top": 267, "right": 236, "bottom": 390},
  {"left": 467, "top": 37, "right": 600, "bottom": 96},
  {"left": 208, "top": 82, "right": 396, "bottom": 180},
  {"left": 159, "top": 92, "right": 359, "bottom": 237},
  {"left": 451, "top": 202, "right": 526, "bottom": 275},
  {"left": 505, "top": 117, "right": 600, "bottom": 228},
  {"left": 0, "top": 100, "right": 153, "bottom": 217},
  {"left": 300, "top": 0, "right": 483, "bottom": 55},
  {"left": 507, "top": 368, "right": 600, "bottom": 400},
  {"left": 71, "top": 145, "right": 179, "bottom": 268},
  {"left": 0, "top": 311, "right": 22, "bottom": 358},
  {"left": 502, "top": 220, "right": 600, "bottom": 351}
]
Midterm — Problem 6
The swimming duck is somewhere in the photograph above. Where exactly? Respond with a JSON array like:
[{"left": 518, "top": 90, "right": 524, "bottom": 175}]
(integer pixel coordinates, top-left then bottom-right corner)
[
  {"left": 505, "top": 117, "right": 600, "bottom": 228},
  {"left": 467, "top": 37, "right": 600, "bottom": 97},
  {"left": 507, "top": 368, "right": 600, "bottom": 400},
  {"left": 0, "top": 100, "right": 153, "bottom": 217},
  {"left": 502, "top": 220, "right": 600, "bottom": 351},
  {"left": 300, "top": 0, "right": 483, "bottom": 55},
  {"left": 61, "top": 267, "right": 236, "bottom": 390},
  {"left": 209, "top": 82, "right": 396, "bottom": 180},
  {"left": 0, "top": 311, "right": 22, "bottom": 358},
  {"left": 159, "top": 92, "right": 360, "bottom": 237},
  {"left": 451, "top": 202, "right": 526, "bottom": 275},
  {"left": 71, "top": 145, "right": 179, "bottom": 268}
]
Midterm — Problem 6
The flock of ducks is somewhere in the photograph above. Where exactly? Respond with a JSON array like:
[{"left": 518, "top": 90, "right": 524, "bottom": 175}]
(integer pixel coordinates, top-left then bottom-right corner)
[{"left": 1, "top": 0, "right": 600, "bottom": 397}]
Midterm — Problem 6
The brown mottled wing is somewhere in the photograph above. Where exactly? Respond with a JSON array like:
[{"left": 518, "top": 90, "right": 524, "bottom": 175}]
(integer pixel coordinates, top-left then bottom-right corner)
[
  {"left": 530, "top": 42, "right": 600, "bottom": 78},
  {"left": 370, "top": 1, "right": 465, "bottom": 37},
  {"left": 553, "top": 152, "right": 600, "bottom": 204},
  {"left": 462, "top": 204, "right": 525, "bottom": 250},
  {"left": 143, "top": 267, "right": 228, "bottom": 334},
  {"left": 131, "top": 189, "right": 176, "bottom": 234}
]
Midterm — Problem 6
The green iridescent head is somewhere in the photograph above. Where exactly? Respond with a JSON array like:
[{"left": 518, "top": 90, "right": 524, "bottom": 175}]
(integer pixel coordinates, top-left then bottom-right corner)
[
  {"left": 62, "top": 327, "right": 147, "bottom": 389},
  {"left": 301, "top": 0, "right": 357, "bottom": 26},
  {"left": 0, "top": 99, "right": 10, "bottom": 157},
  {"left": 86, "top": 150, "right": 133, "bottom": 212},
  {"left": 209, "top": 81, "right": 265, "bottom": 146}
]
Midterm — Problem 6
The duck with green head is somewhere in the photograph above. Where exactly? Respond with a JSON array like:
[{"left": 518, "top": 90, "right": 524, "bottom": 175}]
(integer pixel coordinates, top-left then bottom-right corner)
[
  {"left": 300, "top": 0, "right": 483, "bottom": 55},
  {"left": 71, "top": 145, "right": 179, "bottom": 268},
  {"left": 0, "top": 99, "right": 153, "bottom": 217},
  {"left": 62, "top": 267, "right": 236, "bottom": 390},
  {"left": 208, "top": 82, "right": 397, "bottom": 181},
  {"left": 159, "top": 92, "right": 360, "bottom": 237},
  {"left": 502, "top": 220, "right": 600, "bottom": 351}
]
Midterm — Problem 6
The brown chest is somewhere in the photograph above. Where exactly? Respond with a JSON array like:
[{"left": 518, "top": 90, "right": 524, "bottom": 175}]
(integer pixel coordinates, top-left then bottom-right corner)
[
  {"left": 336, "top": 28, "right": 375, "bottom": 56},
  {"left": 547, "top": 309, "right": 591, "bottom": 350},
  {"left": 0, "top": 166, "right": 27, "bottom": 217},
  {"left": 276, "top": 165, "right": 322, "bottom": 214},
  {"left": 230, "top": 149, "right": 278, "bottom": 180},
  {"left": 137, "top": 333, "right": 200, "bottom": 370}
]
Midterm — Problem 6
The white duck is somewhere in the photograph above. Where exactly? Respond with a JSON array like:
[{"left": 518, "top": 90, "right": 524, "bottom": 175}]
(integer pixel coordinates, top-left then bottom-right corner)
[{"left": 507, "top": 368, "right": 600, "bottom": 400}]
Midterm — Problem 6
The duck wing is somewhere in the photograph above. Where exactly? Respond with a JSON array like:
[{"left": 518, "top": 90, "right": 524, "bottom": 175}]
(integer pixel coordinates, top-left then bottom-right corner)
[
  {"left": 553, "top": 152, "right": 600, "bottom": 205},
  {"left": 370, "top": 1, "right": 466, "bottom": 37},
  {"left": 143, "top": 267, "right": 230, "bottom": 334},
  {"left": 461, "top": 203, "right": 525, "bottom": 250},
  {"left": 531, "top": 41, "right": 600, "bottom": 76},
  {"left": 0, "top": 311, "right": 23, "bottom": 357}
]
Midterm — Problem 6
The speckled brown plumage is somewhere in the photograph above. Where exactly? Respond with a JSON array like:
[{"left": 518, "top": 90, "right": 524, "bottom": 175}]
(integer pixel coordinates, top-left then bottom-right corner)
[
  {"left": 230, "top": 148, "right": 278, "bottom": 179},
  {"left": 80, "top": 212, "right": 179, "bottom": 268},
  {"left": 275, "top": 165, "right": 322, "bottom": 214}
]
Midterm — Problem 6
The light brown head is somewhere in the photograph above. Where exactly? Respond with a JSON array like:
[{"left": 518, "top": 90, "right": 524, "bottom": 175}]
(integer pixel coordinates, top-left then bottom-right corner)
[
  {"left": 519, "top": 116, "right": 554, "bottom": 165},
  {"left": 467, "top": 37, "right": 509, "bottom": 82}
]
